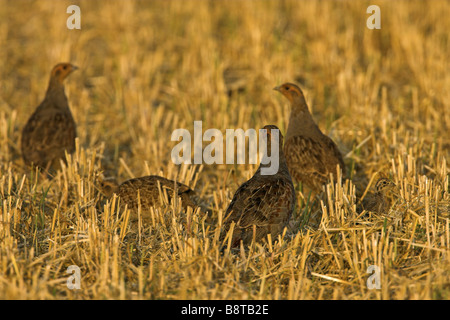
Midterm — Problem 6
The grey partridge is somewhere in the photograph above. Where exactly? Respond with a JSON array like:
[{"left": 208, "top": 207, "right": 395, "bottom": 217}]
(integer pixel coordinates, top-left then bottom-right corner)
[
  {"left": 98, "top": 175, "right": 199, "bottom": 221},
  {"left": 21, "top": 63, "right": 78, "bottom": 172},
  {"left": 274, "top": 83, "right": 345, "bottom": 196},
  {"left": 221, "top": 125, "right": 296, "bottom": 249},
  {"left": 362, "top": 177, "right": 397, "bottom": 214}
]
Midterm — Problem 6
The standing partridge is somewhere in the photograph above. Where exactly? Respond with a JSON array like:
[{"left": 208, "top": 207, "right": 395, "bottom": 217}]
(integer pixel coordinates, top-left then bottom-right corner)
[
  {"left": 21, "top": 63, "right": 78, "bottom": 171},
  {"left": 221, "top": 125, "right": 296, "bottom": 249},
  {"left": 98, "top": 175, "right": 199, "bottom": 221},
  {"left": 274, "top": 83, "right": 345, "bottom": 196},
  {"left": 362, "top": 177, "right": 397, "bottom": 214}
]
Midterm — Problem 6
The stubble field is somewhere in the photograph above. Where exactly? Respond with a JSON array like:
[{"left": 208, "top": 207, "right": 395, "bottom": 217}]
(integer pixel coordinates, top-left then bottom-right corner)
[{"left": 0, "top": 0, "right": 449, "bottom": 300}]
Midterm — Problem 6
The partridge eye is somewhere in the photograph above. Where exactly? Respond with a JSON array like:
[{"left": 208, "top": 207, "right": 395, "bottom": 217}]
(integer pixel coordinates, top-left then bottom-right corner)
[{"left": 63, "top": 65, "right": 67, "bottom": 70}]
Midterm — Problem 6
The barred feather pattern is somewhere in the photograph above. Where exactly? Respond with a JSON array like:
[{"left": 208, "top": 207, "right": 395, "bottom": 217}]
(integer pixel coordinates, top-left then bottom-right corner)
[
  {"left": 284, "top": 134, "right": 345, "bottom": 194},
  {"left": 99, "top": 175, "right": 199, "bottom": 221},
  {"left": 221, "top": 125, "right": 296, "bottom": 248},
  {"left": 21, "top": 106, "right": 76, "bottom": 169}
]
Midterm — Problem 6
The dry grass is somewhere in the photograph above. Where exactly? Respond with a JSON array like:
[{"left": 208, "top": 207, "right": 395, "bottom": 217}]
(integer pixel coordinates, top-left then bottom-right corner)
[{"left": 0, "top": 0, "right": 449, "bottom": 300}]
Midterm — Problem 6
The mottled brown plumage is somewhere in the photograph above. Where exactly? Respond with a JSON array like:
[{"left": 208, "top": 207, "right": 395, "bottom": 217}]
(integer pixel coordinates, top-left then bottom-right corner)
[
  {"left": 362, "top": 178, "right": 397, "bottom": 214},
  {"left": 274, "top": 83, "right": 345, "bottom": 196},
  {"left": 21, "top": 63, "right": 78, "bottom": 171},
  {"left": 98, "top": 175, "right": 199, "bottom": 221},
  {"left": 221, "top": 125, "right": 296, "bottom": 248}
]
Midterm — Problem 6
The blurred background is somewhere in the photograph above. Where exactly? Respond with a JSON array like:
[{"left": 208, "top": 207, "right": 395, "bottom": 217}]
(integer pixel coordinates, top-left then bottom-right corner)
[{"left": 1, "top": 0, "right": 448, "bottom": 179}]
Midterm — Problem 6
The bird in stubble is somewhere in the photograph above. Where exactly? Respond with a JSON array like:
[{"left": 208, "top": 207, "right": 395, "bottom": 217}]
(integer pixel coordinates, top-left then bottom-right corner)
[
  {"left": 361, "top": 177, "right": 397, "bottom": 214},
  {"left": 21, "top": 63, "right": 78, "bottom": 172},
  {"left": 274, "top": 83, "right": 345, "bottom": 197},
  {"left": 221, "top": 125, "right": 296, "bottom": 249},
  {"left": 98, "top": 175, "right": 200, "bottom": 222}
]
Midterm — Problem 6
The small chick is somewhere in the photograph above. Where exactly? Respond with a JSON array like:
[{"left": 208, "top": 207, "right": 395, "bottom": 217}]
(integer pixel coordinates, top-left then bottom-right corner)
[{"left": 362, "top": 178, "right": 397, "bottom": 214}]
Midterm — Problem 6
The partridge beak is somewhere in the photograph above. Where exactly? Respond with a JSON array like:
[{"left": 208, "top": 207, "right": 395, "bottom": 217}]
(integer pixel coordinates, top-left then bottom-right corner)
[
  {"left": 273, "top": 85, "right": 281, "bottom": 92},
  {"left": 71, "top": 65, "right": 79, "bottom": 71}
]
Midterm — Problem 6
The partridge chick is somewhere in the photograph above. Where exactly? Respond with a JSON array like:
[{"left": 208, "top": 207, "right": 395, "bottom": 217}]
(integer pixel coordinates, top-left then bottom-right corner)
[
  {"left": 274, "top": 83, "right": 345, "bottom": 196},
  {"left": 21, "top": 63, "right": 78, "bottom": 172},
  {"left": 221, "top": 125, "right": 296, "bottom": 249},
  {"left": 362, "top": 177, "right": 397, "bottom": 214}
]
